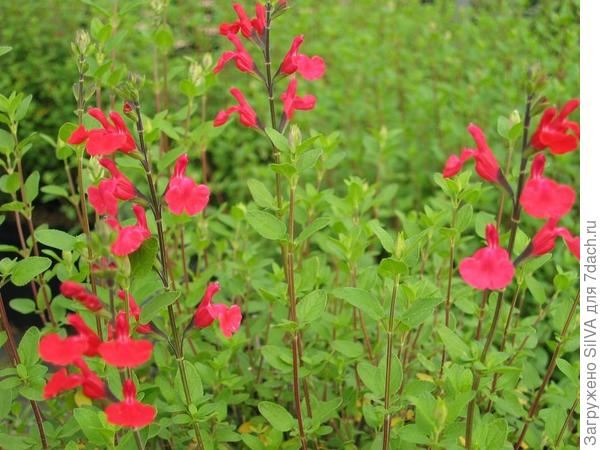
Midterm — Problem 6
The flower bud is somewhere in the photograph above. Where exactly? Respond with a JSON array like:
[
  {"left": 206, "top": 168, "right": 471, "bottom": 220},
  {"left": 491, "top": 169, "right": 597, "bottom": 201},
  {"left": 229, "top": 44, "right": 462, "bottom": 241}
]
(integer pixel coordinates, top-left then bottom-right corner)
[{"left": 75, "top": 30, "right": 91, "bottom": 55}]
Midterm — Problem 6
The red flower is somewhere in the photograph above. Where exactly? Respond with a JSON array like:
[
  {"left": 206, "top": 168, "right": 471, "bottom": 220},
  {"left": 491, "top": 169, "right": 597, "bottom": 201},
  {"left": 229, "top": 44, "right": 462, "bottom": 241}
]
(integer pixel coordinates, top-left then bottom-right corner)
[
  {"left": 43, "top": 368, "right": 82, "bottom": 399},
  {"left": 279, "top": 35, "right": 326, "bottom": 81},
  {"left": 105, "top": 379, "right": 156, "bottom": 428},
  {"left": 209, "top": 304, "right": 242, "bottom": 338},
  {"left": 443, "top": 124, "right": 502, "bottom": 183},
  {"left": 67, "top": 108, "right": 136, "bottom": 156},
  {"left": 214, "top": 33, "right": 257, "bottom": 75},
  {"left": 165, "top": 154, "right": 210, "bottom": 216},
  {"left": 193, "top": 282, "right": 221, "bottom": 328},
  {"left": 281, "top": 78, "right": 316, "bottom": 120},
  {"left": 68, "top": 314, "right": 101, "bottom": 357},
  {"left": 107, "top": 205, "right": 152, "bottom": 257},
  {"left": 60, "top": 281, "right": 103, "bottom": 312},
  {"left": 459, "top": 224, "right": 515, "bottom": 290},
  {"left": 39, "top": 334, "right": 88, "bottom": 366},
  {"left": 530, "top": 217, "right": 580, "bottom": 260},
  {"left": 73, "top": 358, "right": 106, "bottom": 400},
  {"left": 531, "top": 99, "right": 580, "bottom": 155},
  {"left": 214, "top": 88, "right": 259, "bottom": 128},
  {"left": 99, "top": 158, "right": 136, "bottom": 200},
  {"left": 88, "top": 179, "right": 120, "bottom": 216},
  {"left": 118, "top": 290, "right": 152, "bottom": 334},
  {"left": 520, "top": 153, "right": 576, "bottom": 219},
  {"left": 98, "top": 311, "right": 153, "bottom": 368},
  {"left": 220, "top": 3, "right": 266, "bottom": 38}
]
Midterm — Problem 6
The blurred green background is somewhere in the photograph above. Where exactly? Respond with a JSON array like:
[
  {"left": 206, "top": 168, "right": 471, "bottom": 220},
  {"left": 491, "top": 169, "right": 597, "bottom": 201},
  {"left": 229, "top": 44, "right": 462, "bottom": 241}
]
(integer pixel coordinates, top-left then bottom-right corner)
[{"left": 0, "top": 0, "right": 579, "bottom": 214}]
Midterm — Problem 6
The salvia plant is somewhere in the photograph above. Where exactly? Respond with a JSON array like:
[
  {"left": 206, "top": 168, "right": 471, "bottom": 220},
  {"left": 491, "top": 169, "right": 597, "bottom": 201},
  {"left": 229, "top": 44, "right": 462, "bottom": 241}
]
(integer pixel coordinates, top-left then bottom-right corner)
[{"left": 0, "top": 1, "right": 580, "bottom": 450}]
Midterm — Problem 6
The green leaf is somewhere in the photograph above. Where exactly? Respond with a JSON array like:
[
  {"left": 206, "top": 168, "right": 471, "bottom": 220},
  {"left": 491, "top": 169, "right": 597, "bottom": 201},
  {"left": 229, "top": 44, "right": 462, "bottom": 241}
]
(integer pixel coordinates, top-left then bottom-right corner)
[
  {"left": 15, "top": 95, "right": 32, "bottom": 121},
  {"left": 437, "top": 325, "right": 470, "bottom": 360},
  {"left": 73, "top": 408, "right": 115, "bottom": 447},
  {"left": 377, "top": 257, "right": 407, "bottom": 278},
  {"left": 331, "top": 340, "right": 363, "bottom": 358},
  {"left": 296, "top": 148, "right": 322, "bottom": 172},
  {"left": 296, "top": 217, "right": 330, "bottom": 244},
  {"left": 483, "top": 418, "right": 508, "bottom": 450},
  {"left": 9, "top": 298, "right": 36, "bottom": 314},
  {"left": 153, "top": 24, "right": 174, "bottom": 50},
  {"left": 129, "top": 237, "right": 158, "bottom": 278},
  {"left": 368, "top": 220, "right": 395, "bottom": 254},
  {"left": 297, "top": 290, "right": 327, "bottom": 324},
  {"left": 10, "top": 257, "right": 51, "bottom": 286},
  {"left": 357, "top": 361, "right": 384, "bottom": 397},
  {"left": 0, "top": 46, "right": 12, "bottom": 57},
  {"left": 525, "top": 275, "right": 546, "bottom": 304},
  {"left": 556, "top": 358, "right": 578, "bottom": 385},
  {"left": 400, "top": 296, "right": 443, "bottom": 329},
  {"left": 0, "top": 173, "right": 20, "bottom": 194},
  {"left": 265, "top": 127, "right": 290, "bottom": 154},
  {"left": 247, "top": 179, "right": 277, "bottom": 210},
  {"left": 140, "top": 290, "right": 180, "bottom": 323},
  {"left": 455, "top": 204, "right": 473, "bottom": 232},
  {"left": 246, "top": 209, "right": 286, "bottom": 240},
  {"left": 332, "top": 287, "right": 384, "bottom": 321},
  {"left": 24, "top": 170, "right": 40, "bottom": 203},
  {"left": 258, "top": 401, "right": 295, "bottom": 432},
  {"left": 41, "top": 185, "right": 70, "bottom": 198},
  {"left": 35, "top": 229, "right": 77, "bottom": 251},
  {"left": 17, "top": 327, "right": 39, "bottom": 367}
]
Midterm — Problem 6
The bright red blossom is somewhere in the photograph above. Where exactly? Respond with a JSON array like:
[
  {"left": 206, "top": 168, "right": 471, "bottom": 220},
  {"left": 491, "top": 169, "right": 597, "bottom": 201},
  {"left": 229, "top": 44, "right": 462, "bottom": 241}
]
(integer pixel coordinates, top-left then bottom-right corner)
[
  {"left": 280, "top": 35, "right": 326, "bottom": 81},
  {"left": 443, "top": 124, "right": 502, "bottom": 183},
  {"left": 107, "top": 205, "right": 152, "bottom": 256},
  {"left": 531, "top": 99, "right": 580, "bottom": 155},
  {"left": 520, "top": 153, "right": 576, "bottom": 219},
  {"left": 118, "top": 290, "right": 152, "bottom": 334},
  {"left": 39, "top": 334, "right": 88, "bottom": 366},
  {"left": 105, "top": 379, "right": 156, "bottom": 428},
  {"left": 67, "top": 108, "right": 136, "bottom": 156},
  {"left": 98, "top": 311, "right": 153, "bottom": 368},
  {"left": 530, "top": 217, "right": 580, "bottom": 260},
  {"left": 43, "top": 368, "right": 82, "bottom": 399},
  {"left": 73, "top": 359, "right": 106, "bottom": 400},
  {"left": 214, "top": 33, "right": 256, "bottom": 75},
  {"left": 210, "top": 304, "right": 243, "bottom": 338},
  {"left": 193, "top": 282, "right": 221, "bottom": 328},
  {"left": 281, "top": 78, "right": 316, "bottom": 120},
  {"left": 459, "top": 224, "right": 515, "bottom": 290},
  {"left": 100, "top": 158, "right": 136, "bottom": 199},
  {"left": 60, "top": 281, "right": 103, "bottom": 311},
  {"left": 214, "top": 88, "right": 259, "bottom": 128},
  {"left": 68, "top": 314, "right": 101, "bottom": 357},
  {"left": 220, "top": 3, "right": 266, "bottom": 38},
  {"left": 165, "top": 154, "right": 210, "bottom": 216}
]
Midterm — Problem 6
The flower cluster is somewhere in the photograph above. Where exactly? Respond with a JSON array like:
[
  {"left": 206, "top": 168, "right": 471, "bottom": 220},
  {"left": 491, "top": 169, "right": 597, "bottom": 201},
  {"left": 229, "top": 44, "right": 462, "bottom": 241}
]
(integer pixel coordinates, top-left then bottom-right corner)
[
  {"left": 68, "top": 108, "right": 211, "bottom": 257},
  {"left": 213, "top": 2, "right": 325, "bottom": 130},
  {"left": 444, "top": 99, "right": 580, "bottom": 291}
]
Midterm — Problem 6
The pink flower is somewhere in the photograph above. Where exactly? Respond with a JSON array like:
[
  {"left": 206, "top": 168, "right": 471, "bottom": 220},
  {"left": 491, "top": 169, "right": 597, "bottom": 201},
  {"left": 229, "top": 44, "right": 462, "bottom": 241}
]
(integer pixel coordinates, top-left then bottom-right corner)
[
  {"left": 279, "top": 35, "right": 326, "bottom": 81},
  {"left": 281, "top": 78, "right": 316, "bottom": 120},
  {"left": 165, "top": 154, "right": 210, "bottom": 216},
  {"left": 118, "top": 290, "right": 152, "bottom": 334},
  {"left": 209, "top": 304, "right": 242, "bottom": 338},
  {"left": 67, "top": 109, "right": 136, "bottom": 156},
  {"left": 520, "top": 153, "right": 576, "bottom": 219},
  {"left": 98, "top": 311, "right": 153, "bottom": 368},
  {"left": 214, "top": 33, "right": 257, "bottom": 75},
  {"left": 531, "top": 99, "right": 580, "bottom": 155},
  {"left": 99, "top": 158, "right": 136, "bottom": 200},
  {"left": 193, "top": 282, "right": 221, "bottom": 328},
  {"left": 214, "top": 88, "right": 259, "bottom": 128},
  {"left": 443, "top": 124, "right": 503, "bottom": 183},
  {"left": 530, "top": 217, "right": 580, "bottom": 260},
  {"left": 39, "top": 334, "right": 88, "bottom": 366},
  {"left": 459, "top": 224, "right": 515, "bottom": 290},
  {"left": 220, "top": 3, "right": 266, "bottom": 38},
  {"left": 107, "top": 205, "right": 152, "bottom": 256},
  {"left": 105, "top": 379, "right": 156, "bottom": 428}
]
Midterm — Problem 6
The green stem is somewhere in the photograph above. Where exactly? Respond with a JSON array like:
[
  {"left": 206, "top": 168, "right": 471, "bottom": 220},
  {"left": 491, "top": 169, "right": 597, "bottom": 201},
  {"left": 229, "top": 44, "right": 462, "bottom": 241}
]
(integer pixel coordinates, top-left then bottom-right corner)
[
  {"left": 439, "top": 205, "right": 458, "bottom": 378},
  {"left": 383, "top": 274, "right": 401, "bottom": 449},
  {"left": 514, "top": 290, "right": 579, "bottom": 449}
]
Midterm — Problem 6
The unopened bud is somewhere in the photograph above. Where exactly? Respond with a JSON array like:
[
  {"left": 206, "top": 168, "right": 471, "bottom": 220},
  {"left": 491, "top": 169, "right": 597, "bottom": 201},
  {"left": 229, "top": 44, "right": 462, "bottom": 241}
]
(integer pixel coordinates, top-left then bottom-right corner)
[
  {"left": 289, "top": 125, "right": 302, "bottom": 149},
  {"left": 75, "top": 30, "right": 91, "bottom": 54}
]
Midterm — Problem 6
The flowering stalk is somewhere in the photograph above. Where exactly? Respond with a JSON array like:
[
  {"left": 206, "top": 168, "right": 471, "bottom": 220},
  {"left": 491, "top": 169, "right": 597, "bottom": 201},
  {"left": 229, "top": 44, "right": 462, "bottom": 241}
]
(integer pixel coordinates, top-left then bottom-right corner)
[
  {"left": 132, "top": 100, "right": 205, "bottom": 449},
  {"left": 0, "top": 292, "right": 48, "bottom": 449},
  {"left": 513, "top": 290, "right": 579, "bottom": 449}
]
